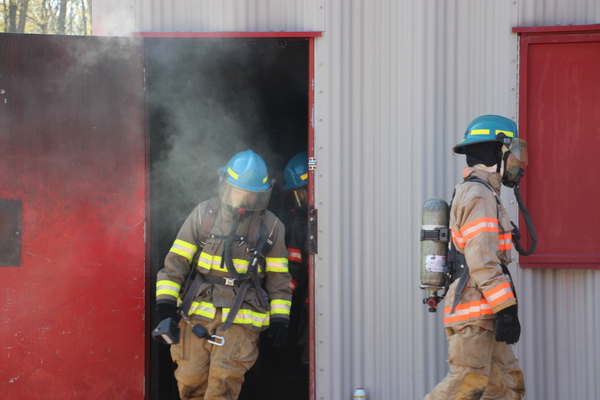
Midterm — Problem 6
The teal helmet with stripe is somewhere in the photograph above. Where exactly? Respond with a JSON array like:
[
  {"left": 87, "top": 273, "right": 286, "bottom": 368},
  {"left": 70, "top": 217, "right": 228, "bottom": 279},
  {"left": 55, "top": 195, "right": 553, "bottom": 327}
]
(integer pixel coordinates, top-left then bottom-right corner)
[
  {"left": 454, "top": 115, "right": 529, "bottom": 187},
  {"left": 219, "top": 150, "right": 272, "bottom": 211},
  {"left": 224, "top": 150, "right": 270, "bottom": 191},
  {"left": 453, "top": 115, "right": 517, "bottom": 155},
  {"left": 283, "top": 152, "right": 308, "bottom": 190},
  {"left": 283, "top": 151, "right": 309, "bottom": 209}
]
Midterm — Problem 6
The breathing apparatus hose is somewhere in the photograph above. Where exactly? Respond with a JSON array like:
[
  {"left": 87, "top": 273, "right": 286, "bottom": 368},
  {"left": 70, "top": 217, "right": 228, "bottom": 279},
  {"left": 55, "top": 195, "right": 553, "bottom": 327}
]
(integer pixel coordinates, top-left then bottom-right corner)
[{"left": 512, "top": 184, "right": 537, "bottom": 256}]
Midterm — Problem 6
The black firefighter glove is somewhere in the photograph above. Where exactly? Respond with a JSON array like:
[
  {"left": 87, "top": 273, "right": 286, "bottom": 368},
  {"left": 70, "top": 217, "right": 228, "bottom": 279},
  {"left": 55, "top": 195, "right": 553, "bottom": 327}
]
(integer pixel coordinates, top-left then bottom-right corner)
[
  {"left": 494, "top": 305, "right": 521, "bottom": 344},
  {"left": 153, "top": 303, "right": 181, "bottom": 345},
  {"left": 157, "top": 303, "right": 180, "bottom": 323},
  {"left": 268, "top": 319, "right": 289, "bottom": 348}
]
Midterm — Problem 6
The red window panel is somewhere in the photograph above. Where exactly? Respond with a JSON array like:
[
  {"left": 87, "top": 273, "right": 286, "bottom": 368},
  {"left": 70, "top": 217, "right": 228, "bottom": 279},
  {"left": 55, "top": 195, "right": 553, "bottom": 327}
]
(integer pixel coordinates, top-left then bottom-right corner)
[{"left": 513, "top": 25, "right": 600, "bottom": 269}]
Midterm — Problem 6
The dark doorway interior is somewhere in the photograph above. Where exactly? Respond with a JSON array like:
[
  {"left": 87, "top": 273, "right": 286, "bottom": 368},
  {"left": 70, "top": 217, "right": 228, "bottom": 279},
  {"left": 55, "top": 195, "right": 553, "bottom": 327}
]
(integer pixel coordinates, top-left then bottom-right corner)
[{"left": 146, "top": 37, "right": 309, "bottom": 400}]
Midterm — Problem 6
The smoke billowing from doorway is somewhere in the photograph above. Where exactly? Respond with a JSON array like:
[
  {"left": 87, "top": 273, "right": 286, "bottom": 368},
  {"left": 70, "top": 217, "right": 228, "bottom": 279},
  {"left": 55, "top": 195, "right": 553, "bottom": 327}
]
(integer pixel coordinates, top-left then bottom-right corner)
[
  {"left": 146, "top": 38, "right": 309, "bottom": 255},
  {"left": 146, "top": 37, "right": 309, "bottom": 400}
]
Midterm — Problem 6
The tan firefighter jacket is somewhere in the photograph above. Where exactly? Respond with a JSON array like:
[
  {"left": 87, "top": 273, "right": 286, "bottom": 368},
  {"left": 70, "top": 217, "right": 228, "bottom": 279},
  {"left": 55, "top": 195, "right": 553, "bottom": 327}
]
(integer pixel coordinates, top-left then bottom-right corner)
[
  {"left": 156, "top": 198, "right": 292, "bottom": 333},
  {"left": 443, "top": 167, "right": 518, "bottom": 329}
]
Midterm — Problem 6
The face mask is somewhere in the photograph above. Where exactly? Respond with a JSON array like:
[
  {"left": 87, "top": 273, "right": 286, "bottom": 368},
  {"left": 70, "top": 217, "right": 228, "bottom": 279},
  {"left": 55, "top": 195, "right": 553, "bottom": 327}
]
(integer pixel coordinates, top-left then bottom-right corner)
[
  {"left": 501, "top": 138, "right": 528, "bottom": 188},
  {"left": 219, "top": 180, "right": 272, "bottom": 212},
  {"left": 292, "top": 186, "right": 308, "bottom": 209}
]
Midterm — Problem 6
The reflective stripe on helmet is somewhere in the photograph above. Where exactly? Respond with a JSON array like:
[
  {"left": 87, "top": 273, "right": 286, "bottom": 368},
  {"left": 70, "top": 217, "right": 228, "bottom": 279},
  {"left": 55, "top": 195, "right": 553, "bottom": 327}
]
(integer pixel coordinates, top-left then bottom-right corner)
[{"left": 227, "top": 166, "right": 239, "bottom": 180}]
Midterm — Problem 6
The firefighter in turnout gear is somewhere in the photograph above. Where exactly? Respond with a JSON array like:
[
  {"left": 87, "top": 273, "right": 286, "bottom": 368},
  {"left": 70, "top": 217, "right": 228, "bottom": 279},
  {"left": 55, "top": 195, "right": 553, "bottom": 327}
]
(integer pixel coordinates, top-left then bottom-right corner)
[
  {"left": 425, "top": 115, "right": 526, "bottom": 400},
  {"left": 155, "top": 150, "right": 292, "bottom": 400},
  {"left": 282, "top": 152, "right": 310, "bottom": 365}
]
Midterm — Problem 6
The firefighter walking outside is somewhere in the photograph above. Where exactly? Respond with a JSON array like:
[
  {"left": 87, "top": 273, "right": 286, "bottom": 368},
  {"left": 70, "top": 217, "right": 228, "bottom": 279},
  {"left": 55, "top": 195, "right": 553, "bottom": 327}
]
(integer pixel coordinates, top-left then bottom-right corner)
[{"left": 422, "top": 115, "right": 536, "bottom": 400}]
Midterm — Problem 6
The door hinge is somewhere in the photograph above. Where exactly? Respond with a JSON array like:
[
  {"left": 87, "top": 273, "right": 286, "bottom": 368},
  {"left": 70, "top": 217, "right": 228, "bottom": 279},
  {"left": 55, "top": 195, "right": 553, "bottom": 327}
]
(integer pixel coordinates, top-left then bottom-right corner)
[
  {"left": 307, "top": 206, "right": 318, "bottom": 254},
  {"left": 308, "top": 157, "right": 317, "bottom": 171}
]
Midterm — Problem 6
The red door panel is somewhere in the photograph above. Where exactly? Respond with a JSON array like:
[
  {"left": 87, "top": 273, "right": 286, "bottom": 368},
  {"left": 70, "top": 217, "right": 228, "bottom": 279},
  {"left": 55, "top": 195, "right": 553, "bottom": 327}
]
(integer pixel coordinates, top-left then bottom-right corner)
[
  {"left": 516, "top": 28, "right": 600, "bottom": 269},
  {"left": 0, "top": 34, "right": 146, "bottom": 398}
]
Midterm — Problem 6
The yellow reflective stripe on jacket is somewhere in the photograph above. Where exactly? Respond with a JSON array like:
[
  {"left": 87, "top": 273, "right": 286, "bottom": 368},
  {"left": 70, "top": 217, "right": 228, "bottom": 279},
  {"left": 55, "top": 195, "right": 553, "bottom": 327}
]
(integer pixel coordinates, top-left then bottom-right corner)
[
  {"left": 269, "top": 299, "right": 292, "bottom": 317},
  {"left": 265, "top": 257, "right": 289, "bottom": 273},
  {"left": 188, "top": 300, "right": 217, "bottom": 319},
  {"left": 483, "top": 281, "right": 515, "bottom": 309},
  {"left": 169, "top": 239, "right": 198, "bottom": 264},
  {"left": 156, "top": 280, "right": 181, "bottom": 301},
  {"left": 221, "top": 307, "right": 270, "bottom": 328},
  {"left": 197, "top": 252, "right": 259, "bottom": 273},
  {"left": 196, "top": 252, "right": 214, "bottom": 273}
]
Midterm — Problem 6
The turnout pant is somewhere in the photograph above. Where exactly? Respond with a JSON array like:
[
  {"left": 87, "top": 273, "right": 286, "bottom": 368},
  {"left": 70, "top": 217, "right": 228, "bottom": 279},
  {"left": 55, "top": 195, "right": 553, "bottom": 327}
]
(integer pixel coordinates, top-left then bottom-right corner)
[
  {"left": 424, "top": 324, "right": 525, "bottom": 400},
  {"left": 170, "top": 310, "right": 260, "bottom": 400}
]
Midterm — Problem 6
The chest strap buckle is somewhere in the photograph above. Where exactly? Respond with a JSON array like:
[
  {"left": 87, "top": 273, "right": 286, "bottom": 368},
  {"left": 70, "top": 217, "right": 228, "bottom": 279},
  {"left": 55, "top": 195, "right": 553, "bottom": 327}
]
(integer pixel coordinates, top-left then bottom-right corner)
[{"left": 224, "top": 277, "right": 236, "bottom": 286}]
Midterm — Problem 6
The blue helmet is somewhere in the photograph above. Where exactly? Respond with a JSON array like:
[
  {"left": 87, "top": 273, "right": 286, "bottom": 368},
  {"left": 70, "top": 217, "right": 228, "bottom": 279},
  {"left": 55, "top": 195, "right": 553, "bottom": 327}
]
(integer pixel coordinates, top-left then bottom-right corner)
[
  {"left": 454, "top": 115, "right": 529, "bottom": 188},
  {"left": 283, "top": 152, "right": 308, "bottom": 190},
  {"left": 224, "top": 150, "right": 271, "bottom": 191},
  {"left": 219, "top": 150, "right": 272, "bottom": 211},
  {"left": 453, "top": 115, "right": 518, "bottom": 154}
]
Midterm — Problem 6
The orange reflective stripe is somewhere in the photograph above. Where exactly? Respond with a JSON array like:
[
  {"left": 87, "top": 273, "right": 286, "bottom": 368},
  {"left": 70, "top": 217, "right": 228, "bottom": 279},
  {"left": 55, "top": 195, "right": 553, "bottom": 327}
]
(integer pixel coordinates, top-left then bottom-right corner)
[
  {"left": 460, "top": 217, "right": 499, "bottom": 241},
  {"left": 288, "top": 247, "right": 302, "bottom": 263},
  {"left": 452, "top": 227, "right": 466, "bottom": 249},
  {"left": 453, "top": 220, "right": 510, "bottom": 250},
  {"left": 498, "top": 233, "right": 512, "bottom": 250},
  {"left": 483, "top": 281, "right": 515, "bottom": 309},
  {"left": 443, "top": 298, "right": 493, "bottom": 324}
]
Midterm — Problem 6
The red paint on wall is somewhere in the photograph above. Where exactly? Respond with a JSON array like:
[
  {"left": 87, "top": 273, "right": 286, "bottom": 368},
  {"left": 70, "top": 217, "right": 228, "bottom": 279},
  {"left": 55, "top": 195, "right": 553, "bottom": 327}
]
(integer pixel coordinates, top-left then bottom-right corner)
[{"left": 0, "top": 34, "right": 146, "bottom": 398}]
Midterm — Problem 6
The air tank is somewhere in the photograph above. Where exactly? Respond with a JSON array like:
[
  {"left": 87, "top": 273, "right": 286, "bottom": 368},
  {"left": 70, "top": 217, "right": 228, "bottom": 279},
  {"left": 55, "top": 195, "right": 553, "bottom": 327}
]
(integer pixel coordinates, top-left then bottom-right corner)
[{"left": 420, "top": 197, "right": 449, "bottom": 312}]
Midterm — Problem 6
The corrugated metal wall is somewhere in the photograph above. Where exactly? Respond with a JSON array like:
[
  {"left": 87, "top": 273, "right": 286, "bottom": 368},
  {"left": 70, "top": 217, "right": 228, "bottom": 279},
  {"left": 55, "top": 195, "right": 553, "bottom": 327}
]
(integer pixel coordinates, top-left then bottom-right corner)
[
  {"left": 315, "top": 2, "right": 520, "bottom": 399},
  {"left": 92, "top": 1, "right": 600, "bottom": 399}
]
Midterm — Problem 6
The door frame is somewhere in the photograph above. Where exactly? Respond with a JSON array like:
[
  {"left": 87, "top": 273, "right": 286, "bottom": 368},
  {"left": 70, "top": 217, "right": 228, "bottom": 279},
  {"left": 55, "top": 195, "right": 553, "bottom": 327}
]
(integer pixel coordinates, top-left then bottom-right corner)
[{"left": 135, "top": 30, "right": 321, "bottom": 400}]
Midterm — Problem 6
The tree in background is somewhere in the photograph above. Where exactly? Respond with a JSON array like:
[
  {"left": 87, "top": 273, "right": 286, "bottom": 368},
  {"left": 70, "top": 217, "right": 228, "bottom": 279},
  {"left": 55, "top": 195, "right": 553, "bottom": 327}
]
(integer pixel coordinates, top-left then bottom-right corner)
[{"left": 1, "top": 0, "right": 92, "bottom": 35}]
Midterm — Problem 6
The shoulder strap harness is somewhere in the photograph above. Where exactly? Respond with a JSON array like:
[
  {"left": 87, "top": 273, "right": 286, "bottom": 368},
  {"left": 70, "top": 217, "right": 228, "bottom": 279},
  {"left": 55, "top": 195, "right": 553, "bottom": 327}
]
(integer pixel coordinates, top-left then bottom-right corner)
[{"left": 181, "top": 197, "right": 276, "bottom": 332}]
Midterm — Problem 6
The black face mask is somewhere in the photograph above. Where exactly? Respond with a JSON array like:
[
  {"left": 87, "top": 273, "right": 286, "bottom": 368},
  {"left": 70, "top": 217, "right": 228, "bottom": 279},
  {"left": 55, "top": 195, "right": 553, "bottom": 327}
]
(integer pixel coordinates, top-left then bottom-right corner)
[{"left": 465, "top": 142, "right": 503, "bottom": 168}]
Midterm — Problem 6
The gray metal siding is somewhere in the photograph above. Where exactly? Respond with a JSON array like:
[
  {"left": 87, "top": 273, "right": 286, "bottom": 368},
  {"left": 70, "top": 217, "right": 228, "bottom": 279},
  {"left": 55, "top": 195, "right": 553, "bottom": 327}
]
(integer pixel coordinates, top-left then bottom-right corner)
[
  {"left": 314, "top": 2, "right": 520, "bottom": 398},
  {"left": 136, "top": 0, "right": 326, "bottom": 34},
  {"left": 91, "top": 1, "right": 600, "bottom": 399}
]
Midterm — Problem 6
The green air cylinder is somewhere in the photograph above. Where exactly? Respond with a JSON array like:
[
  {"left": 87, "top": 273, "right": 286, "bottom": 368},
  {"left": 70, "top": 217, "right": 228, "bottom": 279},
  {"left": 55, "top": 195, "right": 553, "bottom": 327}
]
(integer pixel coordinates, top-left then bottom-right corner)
[{"left": 420, "top": 197, "right": 449, "bottom": 312}]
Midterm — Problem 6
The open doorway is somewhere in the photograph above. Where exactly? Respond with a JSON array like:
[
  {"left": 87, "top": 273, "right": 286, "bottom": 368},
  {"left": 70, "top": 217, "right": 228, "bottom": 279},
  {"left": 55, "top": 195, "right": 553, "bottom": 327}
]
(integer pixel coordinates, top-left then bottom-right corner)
[{"left": 145, "top": 37, "right": 310, "bottom": 400}]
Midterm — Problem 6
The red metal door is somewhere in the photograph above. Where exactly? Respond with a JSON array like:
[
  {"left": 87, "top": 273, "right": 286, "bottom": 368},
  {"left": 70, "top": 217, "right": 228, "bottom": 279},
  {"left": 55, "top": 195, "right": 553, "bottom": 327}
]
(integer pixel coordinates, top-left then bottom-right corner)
[
  {"left": 0, "top": 34, "right": 146, "bottom": 398},
  {"left": 514, "top": 26, "right": 600, "bottom": 269}
]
